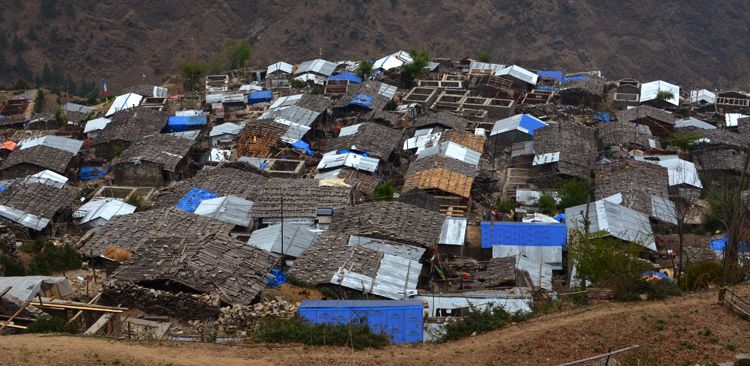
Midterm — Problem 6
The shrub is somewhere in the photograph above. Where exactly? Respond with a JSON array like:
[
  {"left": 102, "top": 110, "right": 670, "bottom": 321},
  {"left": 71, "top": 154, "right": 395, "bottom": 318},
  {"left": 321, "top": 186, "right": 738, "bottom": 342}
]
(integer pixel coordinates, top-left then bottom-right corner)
[
  {"left": 373, "top": 181, "right": 395, "bottom": 201},
  {"left": 223, "top": 39, "right": 251, "bottom": 69},
  {"left": 444, "top": 304, "right": 527, "bottom": 341},
  {"left": 537, "top": 193, "right": 557, "bottom": 214},
  {"left": 495, "top": 197, "right": 515, "bottom": 214},
  {"left": 26, "top": 241, "right": 82, "bottom": 275},
  {"left": 126, "top": 193, "right": 151, "bottom": 211},
  {"left": 678, "top": 261, "right": 723, "bottom": 291},
  {"left": 289, "top": 79, "right": 306, "bottom": 89},
  {"left": 255, "top": 317, "right": 388, "bottom": 349},
  {"left": 26, "top": 315, "right": 76, "bottom": 334},
  {"left": 0, "top": 255, "right": 25, "bottom": 276},
  {"left": 556, "top": 179, "right": 588, "bottom": 209}
]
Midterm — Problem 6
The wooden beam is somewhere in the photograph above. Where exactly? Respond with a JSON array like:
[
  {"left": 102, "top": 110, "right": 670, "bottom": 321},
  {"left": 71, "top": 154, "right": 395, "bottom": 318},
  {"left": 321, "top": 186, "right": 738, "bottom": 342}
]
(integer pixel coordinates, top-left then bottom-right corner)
[
  {"left": 556, "top": 345, "right": 640, "bottom": 366},
  {"left": 0, "top": 301, "right": 30, "bottom": 332},
  {"left": 67, "top": 293, "right": 103, "bottom": 324}
]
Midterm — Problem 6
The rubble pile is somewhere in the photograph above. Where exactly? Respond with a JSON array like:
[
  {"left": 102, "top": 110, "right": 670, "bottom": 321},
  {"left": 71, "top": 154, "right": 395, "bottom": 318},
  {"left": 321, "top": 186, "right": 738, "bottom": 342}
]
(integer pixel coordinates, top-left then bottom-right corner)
[{"left": 102, "top": 280, "right": 221, "bottom": 320}]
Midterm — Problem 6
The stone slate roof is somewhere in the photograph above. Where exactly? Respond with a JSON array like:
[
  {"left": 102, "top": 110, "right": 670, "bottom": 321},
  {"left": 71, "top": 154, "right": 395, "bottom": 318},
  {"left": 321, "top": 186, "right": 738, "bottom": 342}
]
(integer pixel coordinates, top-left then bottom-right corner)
[
  {"left": 295, "top": 94, "right": 332, "bottom": 113},
  {"left": 95, "top": 107, "right": 168, "bottom": 144},
  {"left": 0, "top": 183, "right": 77, "bottom": 219},
  {"left": 694, "top": 148, "right": 747, "bottom": 173},
  {"left": 440, "top": 130, "right": 486, "bottom": 152},
  {"left": 287, "top": 231, "right": 382, "bottom": 285},
  {"left": 80, "top": 207, "right": 234, "bottom": 256},
  {"left": 115, "top": 134, "right": 193, "bottom": 172},
  {"left": 328, "top": 167, "right": 381, "bottom": 196},
  {"left": 597, "top": 121, "right": 656, "bottom": 149},
  {"left": 334, "top": 81, "right": 393, "bottom": 112},
  {"left": 595, "top": 160, "right": 669, "bottom": 215},
  {"left": 120, "top": 84, "right": 158, "bottom": 97},
  {"left": 152, "top": 167, "right": 268, "bottom": 208},
  {"left": 696, "top": 129, "right": 747, "bottom": 149},
  {"left": 328, "top": 201, "right": 445, "bottom": 248},
  {"left": 251, "top": 179, "right": 351, "bottom": 219},
  {"left": 533, "top": 123, "right": 597, "bottom": 180},
  {"left": 111, "top": 233, "right": 279, "bottom": 305},
  {"left": 616, "top": 105, "right": 674, "bottom": 125},
  {"left": 327, "top": 122, "right": 403, "bottom": 159},
  {"left": 414, "top": 111, "right": 469, "bottom": 131},
  {"left": 558, "top": 78, "right": 606, "bottom": 97},
  {"left": 402, "top": 155, "right": 476, "bottom": 198},
  {"left": 0, "top": 145, "right": 75, "bottom": 174}
]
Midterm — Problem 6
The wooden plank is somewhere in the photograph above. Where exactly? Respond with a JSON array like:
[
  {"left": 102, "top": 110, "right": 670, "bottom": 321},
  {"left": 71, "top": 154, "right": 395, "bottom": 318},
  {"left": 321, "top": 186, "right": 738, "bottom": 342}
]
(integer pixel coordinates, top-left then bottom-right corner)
[
  {"left": 556, "top": 345, "right": 640, "bottom": 366},
  {"left": 0, "top": 301, "right": 30, "bottom": 332},
  {"left": 67, "top": 293, "right": 103, "bottom": 324},
  {"left": 84, "top": 313, "right": 114, "bottom": 336}
]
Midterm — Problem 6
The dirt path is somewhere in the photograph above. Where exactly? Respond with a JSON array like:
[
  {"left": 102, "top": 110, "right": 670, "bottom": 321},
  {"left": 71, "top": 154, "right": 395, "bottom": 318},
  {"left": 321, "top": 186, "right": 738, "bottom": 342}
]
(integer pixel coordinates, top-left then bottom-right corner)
[{"left": 2, "top": 287, "right": 749, "bottom": 366}]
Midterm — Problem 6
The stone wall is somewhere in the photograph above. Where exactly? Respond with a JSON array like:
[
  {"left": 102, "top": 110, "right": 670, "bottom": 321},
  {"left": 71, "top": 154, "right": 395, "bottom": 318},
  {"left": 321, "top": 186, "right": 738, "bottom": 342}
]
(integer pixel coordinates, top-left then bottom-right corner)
[{"left": 102, "top": 280, "right": 221, "bottom": 320}]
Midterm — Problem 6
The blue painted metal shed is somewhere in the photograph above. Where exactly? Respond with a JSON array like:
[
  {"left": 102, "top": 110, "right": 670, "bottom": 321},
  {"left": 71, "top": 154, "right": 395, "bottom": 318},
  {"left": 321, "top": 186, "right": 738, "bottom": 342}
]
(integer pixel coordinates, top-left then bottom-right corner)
[
  {"left": 167, "top": 115, "right": 207, "bottom": 132},
  {"left": 480, "top": 222, "right": 567, "bottom": 249},
  {"left": 537, "top": 70, "right": 564, "bottom": 82},
  {"left": 329, "top": 72, "right": 362, "bottom": 83},
  {"left": 298, "top": 300, "right": 424, "bottom": 344},
  {"left": 248, "top": 89, "right": 273, "bottom": 104}
]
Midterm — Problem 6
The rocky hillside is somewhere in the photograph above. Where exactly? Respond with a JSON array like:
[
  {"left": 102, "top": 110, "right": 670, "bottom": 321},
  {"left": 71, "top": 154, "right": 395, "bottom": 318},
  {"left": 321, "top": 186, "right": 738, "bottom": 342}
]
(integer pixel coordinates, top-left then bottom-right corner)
[{"left": 2, "top": 0, "right": 749, "bottom": 92}]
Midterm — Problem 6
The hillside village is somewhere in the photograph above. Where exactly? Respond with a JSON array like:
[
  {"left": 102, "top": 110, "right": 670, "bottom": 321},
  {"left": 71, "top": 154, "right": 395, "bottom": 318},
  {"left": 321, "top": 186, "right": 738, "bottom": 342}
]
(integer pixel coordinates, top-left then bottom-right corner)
[{"left": 0, "top": 48, "right": 749, "bottom": 360}]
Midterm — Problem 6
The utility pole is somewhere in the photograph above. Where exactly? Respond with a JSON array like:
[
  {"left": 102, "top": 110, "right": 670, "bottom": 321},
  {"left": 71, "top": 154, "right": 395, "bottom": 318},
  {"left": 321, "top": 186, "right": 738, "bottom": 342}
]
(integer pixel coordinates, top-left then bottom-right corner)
[{"left": 280, "top": 190, "right": 285, "bottom": 272}]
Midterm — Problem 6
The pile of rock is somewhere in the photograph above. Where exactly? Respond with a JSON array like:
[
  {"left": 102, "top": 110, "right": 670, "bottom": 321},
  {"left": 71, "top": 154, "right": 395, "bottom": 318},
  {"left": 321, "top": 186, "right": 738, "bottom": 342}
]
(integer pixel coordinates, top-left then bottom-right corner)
[
  {"left": 217, "top": 297, "right": 297, "bottom": 330},
  {"left": 102, "top": 280, "right": 221, "bottom": 320}
]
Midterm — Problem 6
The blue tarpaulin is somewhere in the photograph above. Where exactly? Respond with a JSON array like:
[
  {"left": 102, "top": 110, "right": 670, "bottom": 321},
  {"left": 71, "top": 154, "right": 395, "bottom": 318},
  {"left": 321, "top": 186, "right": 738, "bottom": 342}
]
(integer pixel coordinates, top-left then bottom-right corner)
[
  {"left": 517, "top": 114, "right": 547, "bottom": 136},
  {"left": 79, "top": 166, "right": 110, "bottom": 181},
  {"left": 291, "top": 139, "right": 314, "bottom": 156},
  {"left": 329, "top": 72, "right": 362, "bottom": 83},
  {"left": 348, "top": 94, "right": 372, "bottom": 108},
  {"left": 176, "top": 188, "right": 218, "bottom": 213},
  {"left": 167, "top": 115, "right": 207, "bottom": 132},
  {"left": 554, "top": 213, "right": 566, "bottom": 223},
  {"left": 561, "top": 75, "right": 589, "bottom": 83},
  {"left": 265, "top": 268, "right": 287, "bottom": 288},
  {"left": 336, "top": 149, "right": 369, "bottom": 157},
  {"left": 480, "top": 222, "right": 567, "bottom": 249},
  {"left": 248, "top": 89, "right": 273, "bottom": 104},
  {"left": 593, "top": 112, "right": 610, "bottom": 123},
  {"left": 643, "top": 271, "right": 670, "bottom": 281},
  {"left": 0, "top": 186, "right": 7, "bottom": 191},
  {"left": 537, "top": 70, "right": 564, "bottom": 82}
]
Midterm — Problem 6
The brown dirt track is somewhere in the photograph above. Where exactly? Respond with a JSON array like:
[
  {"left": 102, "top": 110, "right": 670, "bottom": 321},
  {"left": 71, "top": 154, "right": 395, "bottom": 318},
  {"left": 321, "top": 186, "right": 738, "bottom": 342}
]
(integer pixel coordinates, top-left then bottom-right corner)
[{"left": 2, "top": 286, "right": 749, "bottom": 366}]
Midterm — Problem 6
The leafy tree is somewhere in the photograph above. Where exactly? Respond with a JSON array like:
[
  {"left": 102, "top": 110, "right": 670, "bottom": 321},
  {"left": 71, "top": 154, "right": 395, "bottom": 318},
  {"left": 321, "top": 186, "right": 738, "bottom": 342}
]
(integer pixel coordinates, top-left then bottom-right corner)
[
  {"left": 0, "top": 255, "right": 25, "bottom": 276},
  {"left": 556, "top": 179, "right": 589, "bottom": 209},
  {"left": 537, "top": 193, "right": 557, "bottom": 214},
  {"left": 356, "top": 60, "right": 373, "bottom": 80},
  {"left": 179, "top": 61, "right": 208, "bottom": 90},
  {"left": 33, "top": 90, "right": 44, "bottom": 114},
  {"left": 667, "top": 130, "right": 698, "bottom": 150},
  {"left": 26, "top": 26, "right": 37, "bottom": 41},
  {"left": 567, "top": 229, "right": 652, "bottom": 293},
  {"left": 655, "top": 90, "right": 675, "bottom": 103},
  {"left": 11, "top": 35, "right": 27, "bottom": 53},
  {"left": 477, "top": 51, "right": 492, "bottom": 63},
  {"left": 223, "top": 39, "right": 251, "bottom": 69},
  {"left": 495, "top": 197, "right": 515, "bottom": 214},
  {"left": 40, "top": 0, "right": 58, "bottom": 18},
  {"left": 401, "top": 49, "right": 429, "bottom": 86},
  {"left": 373, "top": 181, "right": 395, "bottom": 201},
  {"left": 41, "top": 63, "right": 53, "bottom": 84}
]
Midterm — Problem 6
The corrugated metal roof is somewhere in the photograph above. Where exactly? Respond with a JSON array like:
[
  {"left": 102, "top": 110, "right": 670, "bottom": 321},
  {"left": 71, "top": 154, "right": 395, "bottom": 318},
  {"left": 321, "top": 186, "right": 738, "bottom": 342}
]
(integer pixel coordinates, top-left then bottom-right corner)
[
  {"left": 18, "top": 135, "right": 83, "bottom": 155},
  {"left": 338, "top": 123, "right": 361, "bottom": 137},
  {"left": 208, "top": 148, "right": 232, "bottom": 162},
  {"left": 247, "top": 223, "right": 322, "bottom": 257},
  {"left": 634, "top": 155, "right": 703, "bottom": 188},
  {"left": 194, "top": 195, "right": 253, "bottom": 227},
  {"left": 331, "top": 253, "right": 421, "bottom": 300},
  {"left": 565, "top": 199, "right": 656, "bottom": 250},
  {"left": 651, "top": 195, "right": 678, "bottom": 225},
  {"left": 267, "top": 61, "right": 294, "bottom": 75},
  {"left": 300, "top": 300, "right": 423, "bottom": 308},
  {"left": 296, "top": 59, "right": 337, "bottom": 77},
  {"left": 373, "top": 50, "right": 414, "bottom": 71},
  {"left": 0, "top": 276, "right": 73, "bottom": 304},
  {"left": 378, "top": 83, "right": 398, "bottom": 99},
  {"left": 210, "top": 122, "right": 245, "bottom": 137},
  {"left": 439, "top": 217, "right": 466, "bottom": 246},
  {"left": 468, "top": 61, "right": 505, "bottom": 73},
  {"left": 403, "top": 132, "right": 442, "bottom": 151},
  {"left": 22, "top": 170, "right": 68, "bottom": 188},
  {"left": 532, "top": 152, "right": 560, "bottom": 165},
  {"left": 0, "top": 204, "right": 50, "bottom": 231},
  {"left": 490, "top": 114, "right": 547, "bottom": 136},
  {"left": 640, "top": 80, "right": 680, "bottom": 106},
  {"left": 84, "top": 117, "right": 112, "bottom": 133},
  {"left": 168, "top": 130, "right": 201, "bottom": 141},
  {"left": 415, "top": 292, "right": 531, "bottom": 317},
  {"left": 64, "top": 102, "right": 96, "bottom": 114},
  {"left": 317, "top": 151, "right": 379, "bottom": 173},
  {"left": 347, "top": 235, "right": 426, "bottom": 261},
  {"left": 106, "top": 93, "right": 143, "bottom": 116},
  {"left": 690, "top": 89, "right": 716, "bottom": 104},
  {"left": 725, "top": 113, "right": 749, "bottom": 127},
  {"left": 495, "top": 65, "right": 538, "bottom": 85},
  {"left": 675, "top": 117, "right": 716, "bottom": 130},
  {"left": 73, "top": 198, "right": 136, "bottom": 225},
  {"left": 417, "top": 141, "right": 480, "bottom": 166},
  {"left": 516, "top": 255, "right": 553, "bottom": 290}
]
